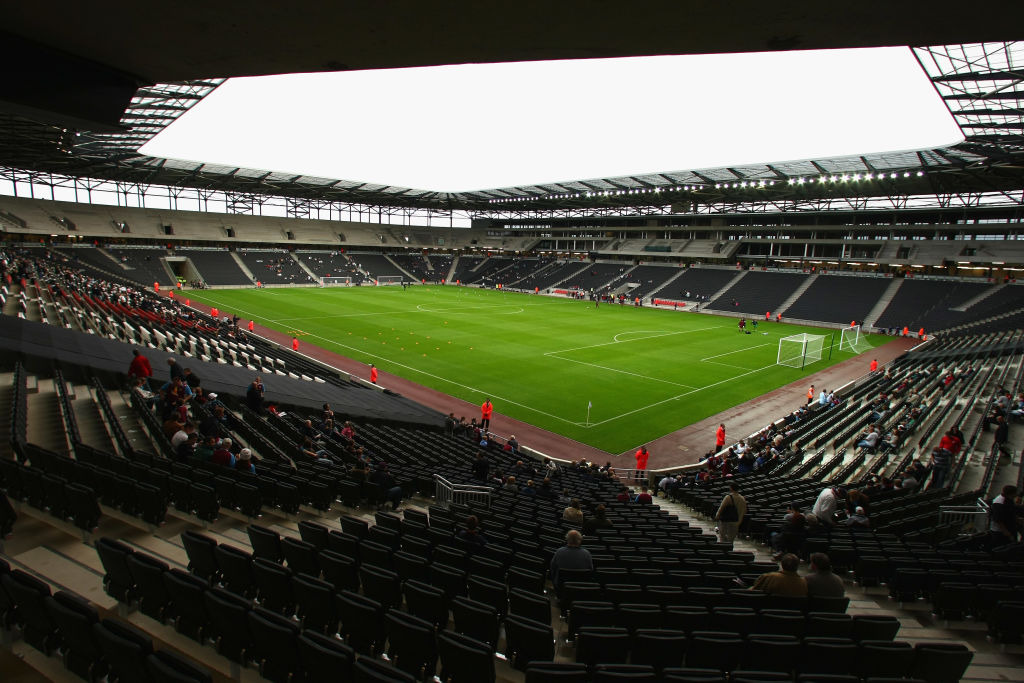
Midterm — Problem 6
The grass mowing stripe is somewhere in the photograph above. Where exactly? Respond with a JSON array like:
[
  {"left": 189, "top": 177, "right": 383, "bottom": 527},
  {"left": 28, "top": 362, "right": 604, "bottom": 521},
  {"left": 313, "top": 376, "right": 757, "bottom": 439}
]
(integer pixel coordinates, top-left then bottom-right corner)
[{"left": 184, "top": 286, "right": 882, "bottom": 453}]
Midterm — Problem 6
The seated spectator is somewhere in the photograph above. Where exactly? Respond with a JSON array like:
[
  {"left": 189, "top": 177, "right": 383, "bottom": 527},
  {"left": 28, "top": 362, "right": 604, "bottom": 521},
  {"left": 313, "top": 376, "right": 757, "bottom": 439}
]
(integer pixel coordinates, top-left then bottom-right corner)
[
  {"left": 856, "top": 426, "right": 880, "bottom": 451},
  {"left": 616, "top": 487, "right": 632, "bottom": 503},
  {"left": 502, "top": 475, "right": 518, "bottom": 492},
  {"left": 175, "top": 432, "right": 198, "bottom": 462},
  {"left": 211, "top": 438, "right": 235, "bottom": 467},
  {"left": 549, "top": 530, "right": 593, "bottom": 587},
  {"left": 563, "top": 498, "right": 584, "bottom": 523},
  {"left": 805, "top": 553, "right": 846, "bottom": 598},
  {"left": 843, "top": 506, "right": 870, "bottom": 529},
  {"left": 171, "top": 422, "right": 196, "bottom": 449},
  {"left": 770, "top": 503, "right": 806, "bottom": 556},
  {"left": 369, "top": 463, "right": 403, "bottom": 510},
  {"left": 195, "top": 435, "right": 218, "bottom": 462},
  {"left": 750, "top": 553, "right": 807, "bottom": 596},
  {"left": 521, "top": 479, "right": 537, "bottom": 496},
  {"left": 471, "top": 451, "right": 489, "bottom": 481},
  {"left": 583, "top": 504, "right": 614, "bottom": 535},
  {"left": 506, "top": 434, "right": 520, "bottom": 454},
  {"left": 458, "top": 515, "right": 487, "bottom": 547},
  {"left": 235, "top": 448, "right": 255, "bottom": 474},
  {"left": 634, "top": 486, "right": 653, "bottom": 505}
]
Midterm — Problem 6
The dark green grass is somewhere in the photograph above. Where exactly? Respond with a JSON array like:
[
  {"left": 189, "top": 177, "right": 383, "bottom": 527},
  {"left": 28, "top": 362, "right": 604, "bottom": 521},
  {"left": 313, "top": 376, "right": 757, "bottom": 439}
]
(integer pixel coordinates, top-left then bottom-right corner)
[{"left": 185, "top": 286, "right": 883, "bottom": 453}]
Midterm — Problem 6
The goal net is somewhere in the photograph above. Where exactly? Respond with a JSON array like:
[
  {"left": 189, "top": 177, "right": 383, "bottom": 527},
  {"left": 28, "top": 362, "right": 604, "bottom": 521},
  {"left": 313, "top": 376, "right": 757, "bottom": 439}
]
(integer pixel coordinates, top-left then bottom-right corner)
[
  {"left": 839, "top": 324, "right": 871, "bottom": 354},
  {"left": 320, "top": 276, "right": 352, "bottom": 286},
  {"left": 376, "top": 275, "right": 403, "bottom": 286},
  {"left": 777, "top": 333, "right": 826, "bottom": 369}
]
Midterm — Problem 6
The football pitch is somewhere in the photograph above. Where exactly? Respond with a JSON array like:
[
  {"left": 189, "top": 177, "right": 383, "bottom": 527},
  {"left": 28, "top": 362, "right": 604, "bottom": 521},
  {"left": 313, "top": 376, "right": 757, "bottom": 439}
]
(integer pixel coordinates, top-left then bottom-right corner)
[{"left": 185, "top": 286, "right": 881, "bottom": 454}]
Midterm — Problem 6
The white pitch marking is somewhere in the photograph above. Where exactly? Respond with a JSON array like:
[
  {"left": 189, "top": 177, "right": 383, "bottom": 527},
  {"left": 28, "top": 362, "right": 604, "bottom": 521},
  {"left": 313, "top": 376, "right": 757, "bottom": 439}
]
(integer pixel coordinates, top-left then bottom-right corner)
[
  {"left": 546, "top": 324, "right": 726, "bottom": 355},
  {"left": 546, "top": 354, "right": 698, "bottom": 389},
  {"left": 700, "top": 342, "right": 772, "bottom": 362},
  {"left": 582, "top": 361, "right": 778, "bottom": 427}
]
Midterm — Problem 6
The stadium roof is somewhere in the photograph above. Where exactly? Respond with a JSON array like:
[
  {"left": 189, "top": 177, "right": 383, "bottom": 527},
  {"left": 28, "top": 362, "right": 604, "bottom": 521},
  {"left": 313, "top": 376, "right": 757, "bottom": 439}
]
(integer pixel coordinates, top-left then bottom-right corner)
[{"left": 1, "top": 5, "right": 1023, "bottom": 215}]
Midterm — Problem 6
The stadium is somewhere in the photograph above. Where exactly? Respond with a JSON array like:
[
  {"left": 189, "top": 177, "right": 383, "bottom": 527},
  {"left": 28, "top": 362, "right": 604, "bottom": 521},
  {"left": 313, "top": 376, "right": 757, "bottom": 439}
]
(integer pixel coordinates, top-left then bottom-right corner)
[{"left": 1, "top": 4, "right": 1023, "bottom": 682}]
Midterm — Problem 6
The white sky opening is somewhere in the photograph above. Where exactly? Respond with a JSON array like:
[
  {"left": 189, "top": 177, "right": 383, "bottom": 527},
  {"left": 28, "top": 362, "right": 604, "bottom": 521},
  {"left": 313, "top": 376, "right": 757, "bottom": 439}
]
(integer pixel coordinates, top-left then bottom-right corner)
[{"left": 141, "top": 47, "right": 963, "bottom": 193}]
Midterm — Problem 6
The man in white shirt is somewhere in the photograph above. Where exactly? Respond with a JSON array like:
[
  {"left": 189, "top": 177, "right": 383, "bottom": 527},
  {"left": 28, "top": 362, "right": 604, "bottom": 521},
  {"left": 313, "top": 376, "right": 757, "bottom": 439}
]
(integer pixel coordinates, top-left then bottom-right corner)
[
  {"left": 171, "top": 422, "right": 196, "bottom": 449},
  {"left": 856, "top": 427, "right": 879, "bottom": 451},
  {"left": 812, "top": 486, "right": 842, "bottom": 526}
]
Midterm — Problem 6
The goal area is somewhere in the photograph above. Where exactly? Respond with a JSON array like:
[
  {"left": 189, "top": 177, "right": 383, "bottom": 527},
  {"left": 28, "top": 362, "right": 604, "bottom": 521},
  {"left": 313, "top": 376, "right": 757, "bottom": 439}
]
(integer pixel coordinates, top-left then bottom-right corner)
[
  {"left": 840, "top": 324, "right": 871, "bottom": 354},
  {"left": 778, "top": 333, "right": 825, "bottom": 369},
  {"left": 376, "top": 275, "right": 403, "bottom": 286},
  {"left": 320, "top": 276, "right": 353, "bottom": 286}
]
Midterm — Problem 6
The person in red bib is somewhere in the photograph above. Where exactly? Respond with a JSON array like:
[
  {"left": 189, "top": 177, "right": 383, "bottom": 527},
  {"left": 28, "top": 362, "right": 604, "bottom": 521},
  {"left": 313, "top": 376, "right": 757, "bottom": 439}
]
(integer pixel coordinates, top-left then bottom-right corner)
[
  {"left": 292, "top": 337, "right": 299, "bottom": 351},
  {"left": 128, "top": 349, "right": 153, "bottom": 380},
  {"left": 481, "top": 399, "right": 493, "bottom": 430},
  {"left": 715, "top": 423, "right": 726, "bottom": 453},
  {"left": 248, "top": 320, "right": 255, "bottom": 332},
  {"left": 635, "top": 446, "right": 650, "bottom": 482},
  {"left": 869, "top": 358, "right": 878, "bottom": 373},
  {"left": 370, "top": 364, "right": 378, "bottom": 384},
  {"left": 807, "top": 384, "right": 815, "bottom": 405}
]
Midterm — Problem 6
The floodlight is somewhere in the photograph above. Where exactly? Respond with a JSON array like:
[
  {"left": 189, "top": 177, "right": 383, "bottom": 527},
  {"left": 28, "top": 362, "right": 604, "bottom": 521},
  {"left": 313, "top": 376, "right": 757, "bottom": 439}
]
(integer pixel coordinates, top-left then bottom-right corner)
[{"left": 916, "top": 171, "right": 924, "bottom": 176}]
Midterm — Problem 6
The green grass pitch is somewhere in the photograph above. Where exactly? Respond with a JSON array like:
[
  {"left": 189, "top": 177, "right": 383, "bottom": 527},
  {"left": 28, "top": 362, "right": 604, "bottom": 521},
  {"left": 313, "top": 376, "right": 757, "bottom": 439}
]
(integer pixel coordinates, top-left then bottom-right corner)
[{"left": 185, "top": 286, "right": 881, "bottom": 454}]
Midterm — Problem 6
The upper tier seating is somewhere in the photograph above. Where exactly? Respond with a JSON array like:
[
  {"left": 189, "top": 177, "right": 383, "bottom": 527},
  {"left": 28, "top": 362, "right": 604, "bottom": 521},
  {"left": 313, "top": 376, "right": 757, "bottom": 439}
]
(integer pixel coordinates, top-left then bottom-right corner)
[
  {"left": 348, "top": 254, "right": 407, "bottom": 279},
  {"left": 236, "top": 250, "right": 314, "bottom": 285},
  {"left": 665, "top": 269, "right": 741, "bottom": 301},
  {"left": 709, "top": 271, "right": 807, "bottom": 315},
  {"left": 295, "top": 252, "right": 367, "bottom": 282},
  {"left": 178, "top": 249, "right": 252, "bottom": 286},
  {"left": 559, "top": 263, "right": 629, "bottom": 292},
  {"left": 105, "top": 247, "right": 177, "bottom": 287},
  {"left": 785, "top": 275, "right": 892, "bottom": 324},
  {"left": 875, "top": 279, "right": 993, "bottom": 331}
]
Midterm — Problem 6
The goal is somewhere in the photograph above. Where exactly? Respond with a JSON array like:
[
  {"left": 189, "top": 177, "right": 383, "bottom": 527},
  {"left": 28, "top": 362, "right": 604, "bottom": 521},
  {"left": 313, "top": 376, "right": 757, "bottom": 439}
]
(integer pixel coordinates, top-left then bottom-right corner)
[
  {"left": 839, "top": 324, "right": 871, "bottom": 354},
  {"left": 376, "top": 275, "right": 403, "bottom": 286},
  {"left": 320, "top": 276, "right": 353, "bottom": 286},
  {"left": 778, "top": 333, "right": 826, "bottom": 369}
]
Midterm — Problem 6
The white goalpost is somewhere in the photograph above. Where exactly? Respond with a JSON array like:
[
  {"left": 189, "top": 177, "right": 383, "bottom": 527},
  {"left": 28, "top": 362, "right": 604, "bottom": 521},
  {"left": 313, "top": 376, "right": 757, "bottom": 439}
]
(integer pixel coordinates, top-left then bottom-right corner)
[
  {"left": 777, "top": 333, "right": 826, "bottom": 369},
  {"left": 320, "top": 276, "right": 353, "bottom": 286},
  {"left": 839, "top": 324, "right": 871, "bottom": 354},
  {"left": 375, "top": 275, "right": 403, "bottom": 286}
]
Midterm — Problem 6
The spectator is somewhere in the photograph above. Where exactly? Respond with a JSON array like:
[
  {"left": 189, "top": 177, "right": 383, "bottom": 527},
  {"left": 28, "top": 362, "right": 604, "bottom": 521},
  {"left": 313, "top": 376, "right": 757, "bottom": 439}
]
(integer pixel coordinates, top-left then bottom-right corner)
[
  {"left": 843, "top": 506, "right": 870, "bottom": 529},
  {"left": 175, "top": 432, "right": 198, "bottom": 462},
  {"left": 234, "top": 447, "right": 255, "bottom": 473},
  {"left": 805, "top": 553, "right": 846, "bottom": 598},
  {"left": 370, "top": 463, "right": 403, "bottom": 510},
  {"left": 245, "top": 376, "right": 264, "bottom": 412},
  {"left": 994, "top": 416, "right": 1012, "bottom": 461},
  {"left": 167, "top": 357, "right": 185, "bottom": 382},
  {"left": 562, "top": 498, "right": 584, "bottom": 523},
  {"left": 750, "top": 553, "right": 807, "bottom": 596},
  {"left": 211, "top": 438, "right": 235, "bottom": 467},
  {"left": 989, "top": 484, "right": 1021, "bottom": 545},
  {"left": 812, "top": 485, "right": 843, "bottom": 526},
  {"left": 502, "top": 475, "right": 518, "bottom": 492},
  {"left": 714, "top": 482, "right": 747, "bottom": 543},
  {"left": 471, "top": 451, "right": 489, "bottom": 481},
  {"left": 458, "top": 515, "right": 487, "bottom": 547},
  {"left": 170, "top": 422, "right": 196, "bottom": 449},
  {"left": 521, "top": 479, "right": 537, "bottom": 496},
  {"left": 583, "top": 504, "right": 614, "bottom": 535},
  {"left": 549, "top": 530, "right": 593, "bottom": 587},
  {"left": 856, "top": 425, "right": 880, "bottom": 451},
  {"left": 634, "top": 485, "right": 653, "bottom": 505},
  {"left": 928, "top": 447, "right": 952, "bottom": 489},
  {"left": 128, "top": 349, "right": 153, "bottom": 381},
  {"left": 770, "top": 503, "right": 806, "bottom": 556}
]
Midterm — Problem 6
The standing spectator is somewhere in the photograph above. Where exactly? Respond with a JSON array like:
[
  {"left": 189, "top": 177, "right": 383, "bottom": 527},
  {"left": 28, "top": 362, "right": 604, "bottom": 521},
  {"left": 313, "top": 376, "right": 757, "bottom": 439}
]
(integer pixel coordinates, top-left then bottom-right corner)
[
  {"left": 928, "top": 447, "right": 952, "bottom": 489},
  {"left": 549, "top": 530, "right": 593, "bottom": 587},
  {"left": 634, "top": 445, "right": 650, "bottom": 482},
  {"left": 989, "top": 485, "right": 1020, "bottom": 545},
  {"left": 167, "top": 357, "right": 185, "bottom": 382},
  {"left": 481, "top": 398, "right": 493, "bottom": 430},
  {"left": 994, "top": 415, "right": 1012, "bottom": 461},
  {"left": 714, "top": 482, "right": 747, "bottom": 543},
  {"left": 444, "top": 412, "right": 457, "bottom": 436},
  {"left": 245, "top": 376, "right": 264, "bottom": 412},
  {"left": 750, "top": 554, "right": 807, "bottom": 596},
  {"left": 128, "top": 349, "right": 152, "bottom": 381},
  {"left": 805, "top": 553, "right": 846, "bottom": 598},
  {"left": 715, "top": 423, "right": 726, "bottom": 453}
]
